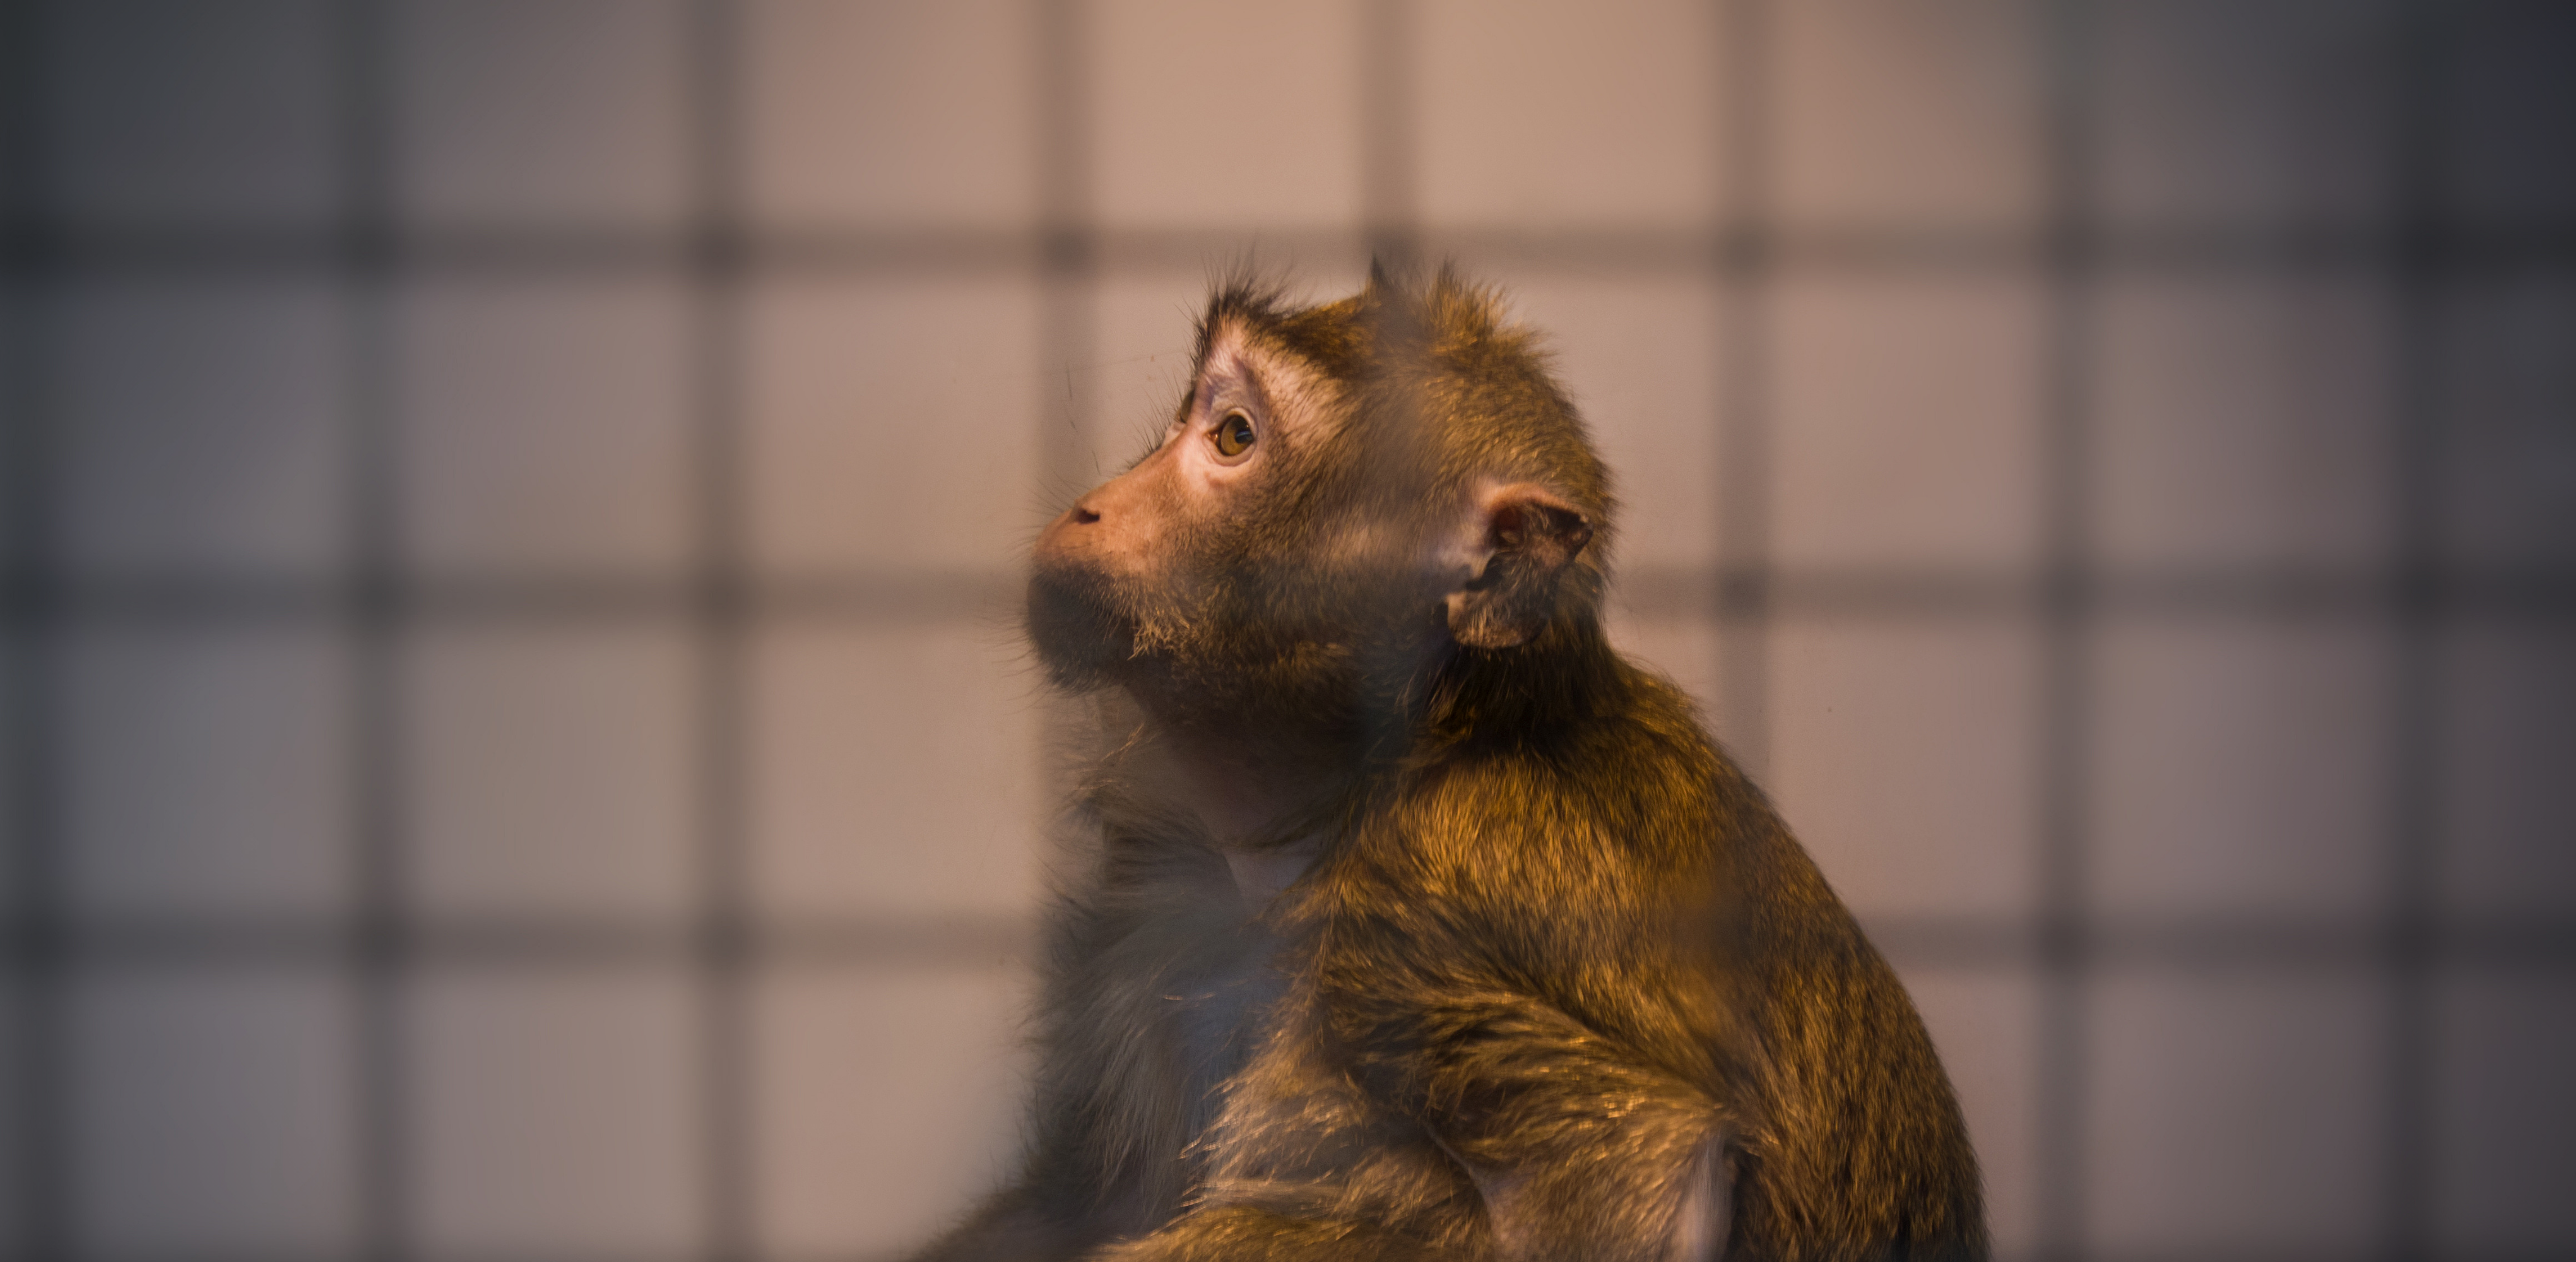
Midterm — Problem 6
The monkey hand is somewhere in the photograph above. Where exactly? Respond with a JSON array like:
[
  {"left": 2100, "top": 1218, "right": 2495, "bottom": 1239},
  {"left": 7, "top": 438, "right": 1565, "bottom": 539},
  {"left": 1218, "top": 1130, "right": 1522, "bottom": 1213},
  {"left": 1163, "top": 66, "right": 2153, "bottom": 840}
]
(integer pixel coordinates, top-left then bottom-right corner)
[{"left": 1085, "top": 1206, "right": 1453, "bottom": 1262}]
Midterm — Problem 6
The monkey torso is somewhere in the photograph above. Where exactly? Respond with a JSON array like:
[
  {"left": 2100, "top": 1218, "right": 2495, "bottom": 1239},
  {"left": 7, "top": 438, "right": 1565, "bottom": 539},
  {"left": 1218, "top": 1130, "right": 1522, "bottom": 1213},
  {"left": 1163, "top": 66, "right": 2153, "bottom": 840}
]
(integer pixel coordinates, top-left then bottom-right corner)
[
  {"left": 1005, "top": 661, "right": 1985, "bottom": 1259},
  {"left": 1037, "top": 799, "right": 1519, "bottom": 1247}
]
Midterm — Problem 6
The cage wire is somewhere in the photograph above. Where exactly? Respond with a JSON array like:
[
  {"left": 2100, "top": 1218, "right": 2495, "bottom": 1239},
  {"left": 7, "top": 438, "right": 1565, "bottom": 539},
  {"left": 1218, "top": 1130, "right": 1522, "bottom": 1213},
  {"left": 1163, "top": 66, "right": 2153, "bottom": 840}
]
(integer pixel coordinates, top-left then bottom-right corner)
[{"left": 2, "top": 1, "right": 2572, "bottom": 1259}]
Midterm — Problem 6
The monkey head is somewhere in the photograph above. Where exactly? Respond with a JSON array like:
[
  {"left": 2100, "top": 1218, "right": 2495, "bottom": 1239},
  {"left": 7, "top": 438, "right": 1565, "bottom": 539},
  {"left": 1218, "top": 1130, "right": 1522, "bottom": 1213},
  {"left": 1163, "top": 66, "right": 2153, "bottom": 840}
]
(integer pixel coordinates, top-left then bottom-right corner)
[{"left": 1027, "top": 269, "right": 1615, "bottom": 741}]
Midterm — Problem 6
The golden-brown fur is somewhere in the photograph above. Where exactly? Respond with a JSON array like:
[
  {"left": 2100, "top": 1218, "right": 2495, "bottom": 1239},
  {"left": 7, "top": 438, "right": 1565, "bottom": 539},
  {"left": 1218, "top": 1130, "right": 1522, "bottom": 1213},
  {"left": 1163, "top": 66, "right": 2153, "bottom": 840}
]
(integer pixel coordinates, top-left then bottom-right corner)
[{"left": 917, "top": 269, "right": 1984, "bottom": 1261}]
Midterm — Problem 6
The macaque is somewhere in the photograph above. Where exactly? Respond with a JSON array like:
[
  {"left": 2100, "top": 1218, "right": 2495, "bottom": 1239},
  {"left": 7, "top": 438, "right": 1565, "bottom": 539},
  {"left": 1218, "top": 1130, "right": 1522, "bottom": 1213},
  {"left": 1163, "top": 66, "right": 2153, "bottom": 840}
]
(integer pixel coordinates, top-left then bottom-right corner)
[{"left": 916, "top": 268, "right": 1984, "bottom": 1261}]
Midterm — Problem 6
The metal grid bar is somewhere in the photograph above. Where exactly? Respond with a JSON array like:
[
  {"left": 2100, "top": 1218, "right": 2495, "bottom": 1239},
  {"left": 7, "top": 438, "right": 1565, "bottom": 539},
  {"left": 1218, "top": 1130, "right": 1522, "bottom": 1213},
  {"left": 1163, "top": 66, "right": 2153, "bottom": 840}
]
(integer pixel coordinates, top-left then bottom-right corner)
[
  {"left": 332, "top": 1, "right": 410, "bottom": 1258},
  {"left": 1361, "top": 0, "right": 1419, "bottom": 272},
  {"left": 9, "top": 223, "right": 2573, "bottom": 280},
  {"left": 1715, "top": 0, "right": 1775, "bottom": 774},
  {"left": 2, "top": 0, "right": 71, "bottom": 1253},
  {"left": 1037, "top": 0, "right": 1098, "bottom": 514},
  {"left": 2035, "top": 2, "right": 2101, "bottom": 1256},
  {"left": 2381, "top": 2, "right": 2455, "bottom": 1258},
  {"left": 683, "top": 3, "right": 755, "bottom": 1259},
  {"left": 4, "top": 562, "right": 2573, "bottom": 632},
  {"left": 10, "top": 909, "right": 2567, "bottom": 973}
]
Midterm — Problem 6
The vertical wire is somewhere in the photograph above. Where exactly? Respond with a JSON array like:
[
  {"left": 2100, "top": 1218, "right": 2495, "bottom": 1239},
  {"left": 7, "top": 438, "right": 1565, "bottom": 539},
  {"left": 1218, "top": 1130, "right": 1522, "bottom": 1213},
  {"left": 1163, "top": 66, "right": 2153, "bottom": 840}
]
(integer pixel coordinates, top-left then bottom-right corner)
[
  {"left": 1359, "top": 0, "right": 1418, "bottom": 274},
  {"left": 2035, "top": 1, "right": 2099, "bottom": 1258},
  {"left": 1034, "top": 0, "right": 1094, "bottom": 821},
  {"left": 2382, "top": 1, "right": 2450, "bottom": 1257},
  {"left": 1037, "top": 0, "right": 1094, "bottom": 497},
  {"left": 0, "top": 1, "right": 69, "bottom": 1255},
  {"left": 685, "top": 2, "right": 753, "bottom": 1258},
  {"left": 336, "top": 0, "right": 409, "bottom": 1257},
  {"left": 1715, "top": 0, "right": 1773, "bottom": 777}
]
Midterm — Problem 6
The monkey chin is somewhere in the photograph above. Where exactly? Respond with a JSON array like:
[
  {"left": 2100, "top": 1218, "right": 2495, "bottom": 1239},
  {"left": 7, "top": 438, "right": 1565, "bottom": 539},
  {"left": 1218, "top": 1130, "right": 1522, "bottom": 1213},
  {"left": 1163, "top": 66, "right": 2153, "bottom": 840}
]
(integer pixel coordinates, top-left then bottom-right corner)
[
  {"left": 1027, "top": 559, "right": 1392, "bottom": 748},
  {"left": 1024, "top": 560, "right": 1145, "bottom": 693}
]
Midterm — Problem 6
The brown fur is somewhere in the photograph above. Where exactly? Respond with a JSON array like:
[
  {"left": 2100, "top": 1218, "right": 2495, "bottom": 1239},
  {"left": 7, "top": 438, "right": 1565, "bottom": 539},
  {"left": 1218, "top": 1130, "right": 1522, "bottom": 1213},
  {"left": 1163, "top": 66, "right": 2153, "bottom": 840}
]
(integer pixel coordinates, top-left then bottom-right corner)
[{"left": 918, "top": 269, "right": 1985, "bottom": 1261}]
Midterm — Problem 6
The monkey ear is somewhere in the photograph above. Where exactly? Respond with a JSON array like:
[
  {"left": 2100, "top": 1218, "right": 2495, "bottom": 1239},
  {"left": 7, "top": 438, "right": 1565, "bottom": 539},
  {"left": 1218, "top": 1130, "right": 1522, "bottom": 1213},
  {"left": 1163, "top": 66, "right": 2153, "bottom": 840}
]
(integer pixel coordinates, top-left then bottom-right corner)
[{"left": 1443, "top": 483, "right": 1595, "bottom": 650}]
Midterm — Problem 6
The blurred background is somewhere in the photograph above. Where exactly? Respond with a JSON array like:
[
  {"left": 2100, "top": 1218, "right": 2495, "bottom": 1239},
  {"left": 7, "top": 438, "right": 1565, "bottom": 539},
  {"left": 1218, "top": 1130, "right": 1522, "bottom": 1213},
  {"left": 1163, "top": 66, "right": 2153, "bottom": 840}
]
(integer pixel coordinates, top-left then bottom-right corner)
[{"left": 1, "top": 1, "right": 2572, "bottom": 1259}]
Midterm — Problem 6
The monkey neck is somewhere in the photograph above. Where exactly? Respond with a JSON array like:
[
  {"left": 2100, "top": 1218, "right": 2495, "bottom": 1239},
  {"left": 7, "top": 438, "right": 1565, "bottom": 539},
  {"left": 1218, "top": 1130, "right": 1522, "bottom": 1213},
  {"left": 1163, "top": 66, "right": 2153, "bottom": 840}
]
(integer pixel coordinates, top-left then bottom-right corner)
[
  {"left": 1107, "top": 613, "right": 1625, "bottom": 877},
  {"left": 1123, "top": 711, "right": 1354, "bottom": 846},
  {"left": 1222, "top": 835, "right": 1325, "bottom": 909},
  {"left": 1113, "top": 704, "right": 1360, "bottom": 917}
]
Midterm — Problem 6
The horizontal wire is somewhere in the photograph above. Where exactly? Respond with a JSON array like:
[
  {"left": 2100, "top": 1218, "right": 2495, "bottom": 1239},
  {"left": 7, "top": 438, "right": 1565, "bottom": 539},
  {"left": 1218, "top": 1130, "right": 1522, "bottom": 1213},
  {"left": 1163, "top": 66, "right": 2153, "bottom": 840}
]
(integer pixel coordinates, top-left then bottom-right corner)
[
  {"left": 3, "top": 909, "right": 2566, "bottom": 972},
  {"left": 49, "top": 1247, "right": 2576, "bottom": 1262},
  {"left": 2, "top": 563, "right": 2570, "bottom": 627},
  {"left": 1, "top": 221, "right": 2572, "bottom": 279}
]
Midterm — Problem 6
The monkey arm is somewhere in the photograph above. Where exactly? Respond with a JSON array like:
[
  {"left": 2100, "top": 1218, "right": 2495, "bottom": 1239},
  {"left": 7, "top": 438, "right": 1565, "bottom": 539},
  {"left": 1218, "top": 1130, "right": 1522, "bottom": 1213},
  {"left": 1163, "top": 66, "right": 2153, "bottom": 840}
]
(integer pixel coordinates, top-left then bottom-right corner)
[
  {"left": 1317, "top": 938, "right": 1734, "bottom": 1262},
  {"left": 912, "top": 835, "right": 1251, "bottom": 1261},
  {"left": 1408, "top": 990, "right": 1729, "bottom": 1258},
  {"left": 909, "top": 1177, "right": 1114, "bottom": 1262},
  {"left": 1718, "top": 834, "right": 1990, "bottom": 1259},
  {"left": 1087, "top": 1207, "right": 1450, "bottom": 1262}
]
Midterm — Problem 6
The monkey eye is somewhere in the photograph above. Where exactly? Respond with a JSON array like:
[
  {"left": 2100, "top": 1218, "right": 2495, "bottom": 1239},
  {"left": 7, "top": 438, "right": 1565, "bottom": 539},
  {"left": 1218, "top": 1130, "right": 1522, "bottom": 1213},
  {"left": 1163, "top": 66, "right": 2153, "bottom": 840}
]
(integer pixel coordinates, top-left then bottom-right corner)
[{"left": 1213, "top": 409, "right": 1258, "bottom": 459}]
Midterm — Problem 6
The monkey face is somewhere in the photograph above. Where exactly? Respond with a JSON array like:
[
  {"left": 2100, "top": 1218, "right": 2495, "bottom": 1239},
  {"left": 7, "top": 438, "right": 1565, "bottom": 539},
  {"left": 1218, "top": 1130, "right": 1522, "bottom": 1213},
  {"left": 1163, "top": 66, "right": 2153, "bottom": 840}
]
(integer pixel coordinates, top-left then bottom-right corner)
[
  {"left": 1026, "top": 274, "right": 1612, "bottom": 731},
  {"left": 1027, "top": 312, "right": 1433, "bottom": 720}
]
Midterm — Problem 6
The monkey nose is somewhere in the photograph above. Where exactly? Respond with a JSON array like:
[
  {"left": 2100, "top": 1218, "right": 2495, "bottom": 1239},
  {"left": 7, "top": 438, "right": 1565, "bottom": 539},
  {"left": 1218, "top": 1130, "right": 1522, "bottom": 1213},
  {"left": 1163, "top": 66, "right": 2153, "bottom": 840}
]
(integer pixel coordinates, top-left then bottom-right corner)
[{"left": 1037, "top": 501, "right": 1102, "bottom": 558}]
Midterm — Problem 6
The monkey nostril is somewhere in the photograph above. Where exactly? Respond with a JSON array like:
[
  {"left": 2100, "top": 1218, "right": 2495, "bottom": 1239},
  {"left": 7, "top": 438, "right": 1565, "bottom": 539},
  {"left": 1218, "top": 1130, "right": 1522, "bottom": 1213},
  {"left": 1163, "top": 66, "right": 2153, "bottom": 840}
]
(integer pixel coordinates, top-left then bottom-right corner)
[{"left": 1071, "top": 505, "right": 1101, "bottom": 525}]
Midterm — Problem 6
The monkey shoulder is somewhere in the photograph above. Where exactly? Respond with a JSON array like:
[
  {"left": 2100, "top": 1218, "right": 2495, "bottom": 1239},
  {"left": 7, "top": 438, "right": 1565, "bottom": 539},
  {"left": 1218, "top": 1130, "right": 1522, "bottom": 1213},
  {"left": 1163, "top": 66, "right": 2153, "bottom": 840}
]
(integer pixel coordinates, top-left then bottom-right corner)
[
  {"left": 1388, "top": 703, "right": 1732, "bottom": 905},
  {"left": 1304, "top": 702, "right": 1735, "bottom": 1025}
]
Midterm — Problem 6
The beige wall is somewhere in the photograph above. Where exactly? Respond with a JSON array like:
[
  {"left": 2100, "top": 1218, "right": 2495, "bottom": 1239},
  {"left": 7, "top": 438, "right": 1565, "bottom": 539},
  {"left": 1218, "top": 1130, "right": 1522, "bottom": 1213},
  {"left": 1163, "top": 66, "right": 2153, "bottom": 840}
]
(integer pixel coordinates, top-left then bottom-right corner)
[{"left": 4, "top": 1, "right": 2573, "bottom": 1259}]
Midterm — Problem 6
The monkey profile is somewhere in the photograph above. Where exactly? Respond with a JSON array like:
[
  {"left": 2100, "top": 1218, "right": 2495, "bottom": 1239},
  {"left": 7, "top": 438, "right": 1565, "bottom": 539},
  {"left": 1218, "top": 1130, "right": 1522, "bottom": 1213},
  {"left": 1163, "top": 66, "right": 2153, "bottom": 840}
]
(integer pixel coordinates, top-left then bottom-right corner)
[{"left": 916, "top": 268, "right": 1985, "bottom": 1261}]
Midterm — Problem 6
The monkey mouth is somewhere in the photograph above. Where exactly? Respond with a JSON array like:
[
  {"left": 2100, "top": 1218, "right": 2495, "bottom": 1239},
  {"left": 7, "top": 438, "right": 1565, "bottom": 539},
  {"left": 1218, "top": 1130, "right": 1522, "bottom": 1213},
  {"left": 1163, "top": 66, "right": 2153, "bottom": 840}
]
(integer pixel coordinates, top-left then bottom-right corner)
[
  {"left": 1024, "top": 559, "right": 1145, "bottom": 687},
  {"left": 1027, "top": 557, "right": 1362, "bottom": 712}
]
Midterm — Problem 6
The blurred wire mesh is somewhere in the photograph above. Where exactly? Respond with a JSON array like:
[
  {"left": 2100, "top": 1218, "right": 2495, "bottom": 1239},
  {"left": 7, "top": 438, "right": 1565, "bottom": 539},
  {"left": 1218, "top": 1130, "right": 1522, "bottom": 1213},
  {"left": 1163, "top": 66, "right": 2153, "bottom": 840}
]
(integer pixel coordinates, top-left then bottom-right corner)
[{"left": 1, "top": 1, "right": 2572, "bottom": 1259}]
